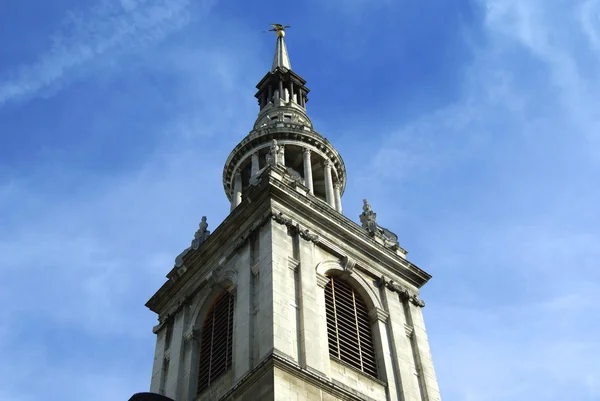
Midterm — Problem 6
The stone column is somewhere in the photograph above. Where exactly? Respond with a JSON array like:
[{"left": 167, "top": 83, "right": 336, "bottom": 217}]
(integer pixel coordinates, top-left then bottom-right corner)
[
  {"left": 278, "top": 81, "right": 284, "bottom": 103},
  {"left": 251, "top": 152, "right": 260, "bottom": 178},
  {"left": 289, "top": 81, "right": 295, "bottom": 103},
  {"left": 231, "top": 170, "right": 242, "bottom": 211},
  {"left": 268, "top": 85, "right": 273, "bottom": 104},
  {"left": 323, "top": 160, "right": 335, "bottom": 208},
  {"left": 333, "top": 182, "right": 342, "bottom": 213},
  {"left": 303, "top": 148, "right": 314, "bottom": 194}
]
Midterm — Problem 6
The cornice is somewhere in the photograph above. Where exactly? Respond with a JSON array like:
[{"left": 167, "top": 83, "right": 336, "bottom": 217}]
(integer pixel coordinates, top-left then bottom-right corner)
[
  {"left": 147, "top": 169, "right": 431, "bottom": 316},
  {"left": 377, "top": 276, "right": 426, "bottom": 308},
  {"left": 145, "top": 200, "right": 274, "bottom": 315},
  {"left": 254, "top": 68, "right": 309, "bottom": 90},
  {"left": 222, "top": 128, "right": 347, "bottom": 200},
  {"left": 253, "top": 174, "right": 431, "bottom": 289},
  {"left": 216, "top": 350, "right": 377, "bottom": 401}
]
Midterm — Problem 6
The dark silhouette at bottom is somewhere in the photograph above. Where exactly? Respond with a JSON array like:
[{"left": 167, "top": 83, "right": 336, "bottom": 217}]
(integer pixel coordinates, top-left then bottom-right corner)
[{"left": 129, "top": 392, "right": 174, "bottom": 401}]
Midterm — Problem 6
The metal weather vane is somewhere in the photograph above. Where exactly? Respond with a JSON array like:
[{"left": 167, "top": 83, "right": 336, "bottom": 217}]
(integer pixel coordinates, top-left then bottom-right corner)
[{"left": 266, "top": 23, "right": 291, "bottom": 36}]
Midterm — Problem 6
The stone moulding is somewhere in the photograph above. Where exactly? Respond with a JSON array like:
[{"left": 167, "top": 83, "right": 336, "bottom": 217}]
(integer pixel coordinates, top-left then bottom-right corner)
[
  {"left": 222, "top": 128, "right": 347, "bottom": 201},
  {"left": 157, "top": 209, "right": 311, "bottom": 323},
  {"left": 316, "top": 259, "right": 384, "bottom": 311},
  {"left": 214, "top": 349, "right": 381, "bottom": 401},
  {"left": 233, "top": 210, "right": 274, "bottom": 251},
  {"left": 369, "top": 307, "right": 390, "bottom": 324},
  {"left": 157, "top": 264, "right": 240, "bottom": 326},
  {"left": 271, "top": 210, "right": 320, "bottom": 244},
  {"left": 262, "top": 174, "right": 428, "bottom": 287},
  {"left": 341, "top": 255, "right": 356, "bottom": 275},
  {"left": 378, "top": 276, "right": 426, "bottom": 308},
  {"left": 154, "top": 293, "right": 191, "bottom": 331},
  {"left": 404, "top": 323, "right": 414, "bottom": 338},
  {"left": 183, "top": 328, "right": 197, "bottom": 344},
  {"left": 287, "top": 256, "right": 300, "bottom": 271}
]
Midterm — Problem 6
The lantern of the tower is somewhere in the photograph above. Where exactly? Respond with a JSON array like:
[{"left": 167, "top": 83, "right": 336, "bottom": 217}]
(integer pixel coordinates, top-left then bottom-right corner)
[{"left": 222, "top": 26, "right": 346, "bottom": 213}]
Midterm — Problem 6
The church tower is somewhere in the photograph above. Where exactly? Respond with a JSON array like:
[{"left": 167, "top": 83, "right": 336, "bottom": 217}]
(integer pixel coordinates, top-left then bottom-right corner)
[{"left": 145, "top": 26, "right": 442, "bottom": 401}]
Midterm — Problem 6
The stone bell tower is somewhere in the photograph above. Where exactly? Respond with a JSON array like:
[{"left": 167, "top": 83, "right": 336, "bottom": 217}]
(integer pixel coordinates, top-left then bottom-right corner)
[{"left": 145, "top": 25, "right": 442, "bottom": 401}]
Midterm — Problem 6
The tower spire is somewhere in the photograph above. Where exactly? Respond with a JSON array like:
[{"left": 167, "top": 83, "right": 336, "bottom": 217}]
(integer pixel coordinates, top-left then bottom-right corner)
[
  {"left": 268, "top": 24, "right": 292, "bottom": 71},
  {"left": 253, "top": 24, "right": 310, "bottom": 115}
]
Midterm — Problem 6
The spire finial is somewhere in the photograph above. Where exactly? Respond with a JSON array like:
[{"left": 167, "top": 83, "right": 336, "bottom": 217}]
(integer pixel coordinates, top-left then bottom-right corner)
[
  {"left": 268, "top": 24, "right": 292, "bottom": 71},
  {"left": 268, "top": 23, "right": 290, "bottom": 37}
]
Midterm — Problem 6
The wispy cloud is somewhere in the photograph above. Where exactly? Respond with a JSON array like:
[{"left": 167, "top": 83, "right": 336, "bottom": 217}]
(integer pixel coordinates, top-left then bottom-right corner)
[
  {"left": 0, "top": 3, "right": 262, "bottom": 399},
  {"left": 0, "top": 0, "right": 211, "bottom": 106},
  {"left": 353, "top": 1, "right": 600, "bottom": 400},
  {"left": 1, "top": 0, "right": 598, "bottom": 400}
]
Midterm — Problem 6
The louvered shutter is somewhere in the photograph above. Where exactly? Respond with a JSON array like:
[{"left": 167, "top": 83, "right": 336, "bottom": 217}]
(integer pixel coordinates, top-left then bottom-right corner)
[
  {"left": 325, "top": 276, "right": 378, "bottom": 377},
  {"left": 197, "top": 291, "right": 234, "bottom": 393}
]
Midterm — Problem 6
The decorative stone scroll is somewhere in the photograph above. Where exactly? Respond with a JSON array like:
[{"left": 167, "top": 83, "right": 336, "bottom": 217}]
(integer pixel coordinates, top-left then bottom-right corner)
[
  {"left": 272, "top": 211, "right": 293, "bottom": 226},
  {"left": 233, "top": 210, "right": 273, "bottom": 251},
  {"left": 153, "top": 293, "right": 193, "bottom": 333},
  {"left": 341, "top": 255, "right": 356, "bottom": 275},
  {"left": 271, "top": 210, "right": 319, "bottom": 244},
  {"left": 298, "top": 225, "right": 319, "bottom": 243},
  {"left": 359, "top": 200, "right": 401, "bottom": 250},
  {"left": 378, "top": 276, "right": 426, "bottom": 307},
  {"left": 174, "top": 216, "right": 211, "bottom": 269},
  {"left": 184, "top": 328, "right": 198, "bottom": 344}
]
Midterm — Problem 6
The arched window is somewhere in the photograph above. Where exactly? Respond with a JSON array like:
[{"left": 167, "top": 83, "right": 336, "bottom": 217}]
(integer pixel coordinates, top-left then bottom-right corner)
[
  {"left": 325, "top": 276, "right": 377, "bottom": 377},
  {"left": 197, "top": 290, "right": 234, "bottom": 394}
]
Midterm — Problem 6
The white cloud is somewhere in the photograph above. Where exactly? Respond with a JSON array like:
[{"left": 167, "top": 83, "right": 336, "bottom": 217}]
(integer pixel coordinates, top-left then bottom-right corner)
[
  {"left": 2, "top": 1, "right": 598, "bottom": 400},
  {"left": 0, "top": 5, "right": 264, "bottom": 400},
  {"left": 359, "top": 1, "right": 600, "bottom": 400},
  {"left": 580, "top": 0, "right": 600, "bottom": 51},
  {"left": 0, "top": 0, "right": 212, "bottom": 106}
]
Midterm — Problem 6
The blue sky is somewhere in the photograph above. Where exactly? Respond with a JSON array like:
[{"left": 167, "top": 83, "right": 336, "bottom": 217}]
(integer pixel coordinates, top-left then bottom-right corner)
[{"left": 1, "top": 0, "right": 599, "bottom": 400}]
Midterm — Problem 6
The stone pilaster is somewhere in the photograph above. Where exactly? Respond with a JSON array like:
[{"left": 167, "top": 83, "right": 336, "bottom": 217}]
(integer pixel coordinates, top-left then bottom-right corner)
[
  {"left": 149, "top": 325, "right": 167, "bottom": 393},
  {"left": 255, "top": 222, "right": 274, "bottom": 362},
  {"left": 270, "top": 218, "right": 297, "bottom": 361},
  {"left": 407, "top": 302, "right": 442, "bottom": 401},
  {"left": 380, "top": 286, "right": 419, "bottom": 401},
  {"left": 369, "top": 307, "right": 399, "bottom": 401},
  {"left": 314, "top": 272, "right": 332, "bottom": 377},
  {"left": 233, "top": 243, "right": 253, "bottom": 380},
  {"left": 297, "top": 237, "right": 329, "bottom": 376},
  {"left": 165, "top": 307, "right": 187, "bottom": 400}
]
